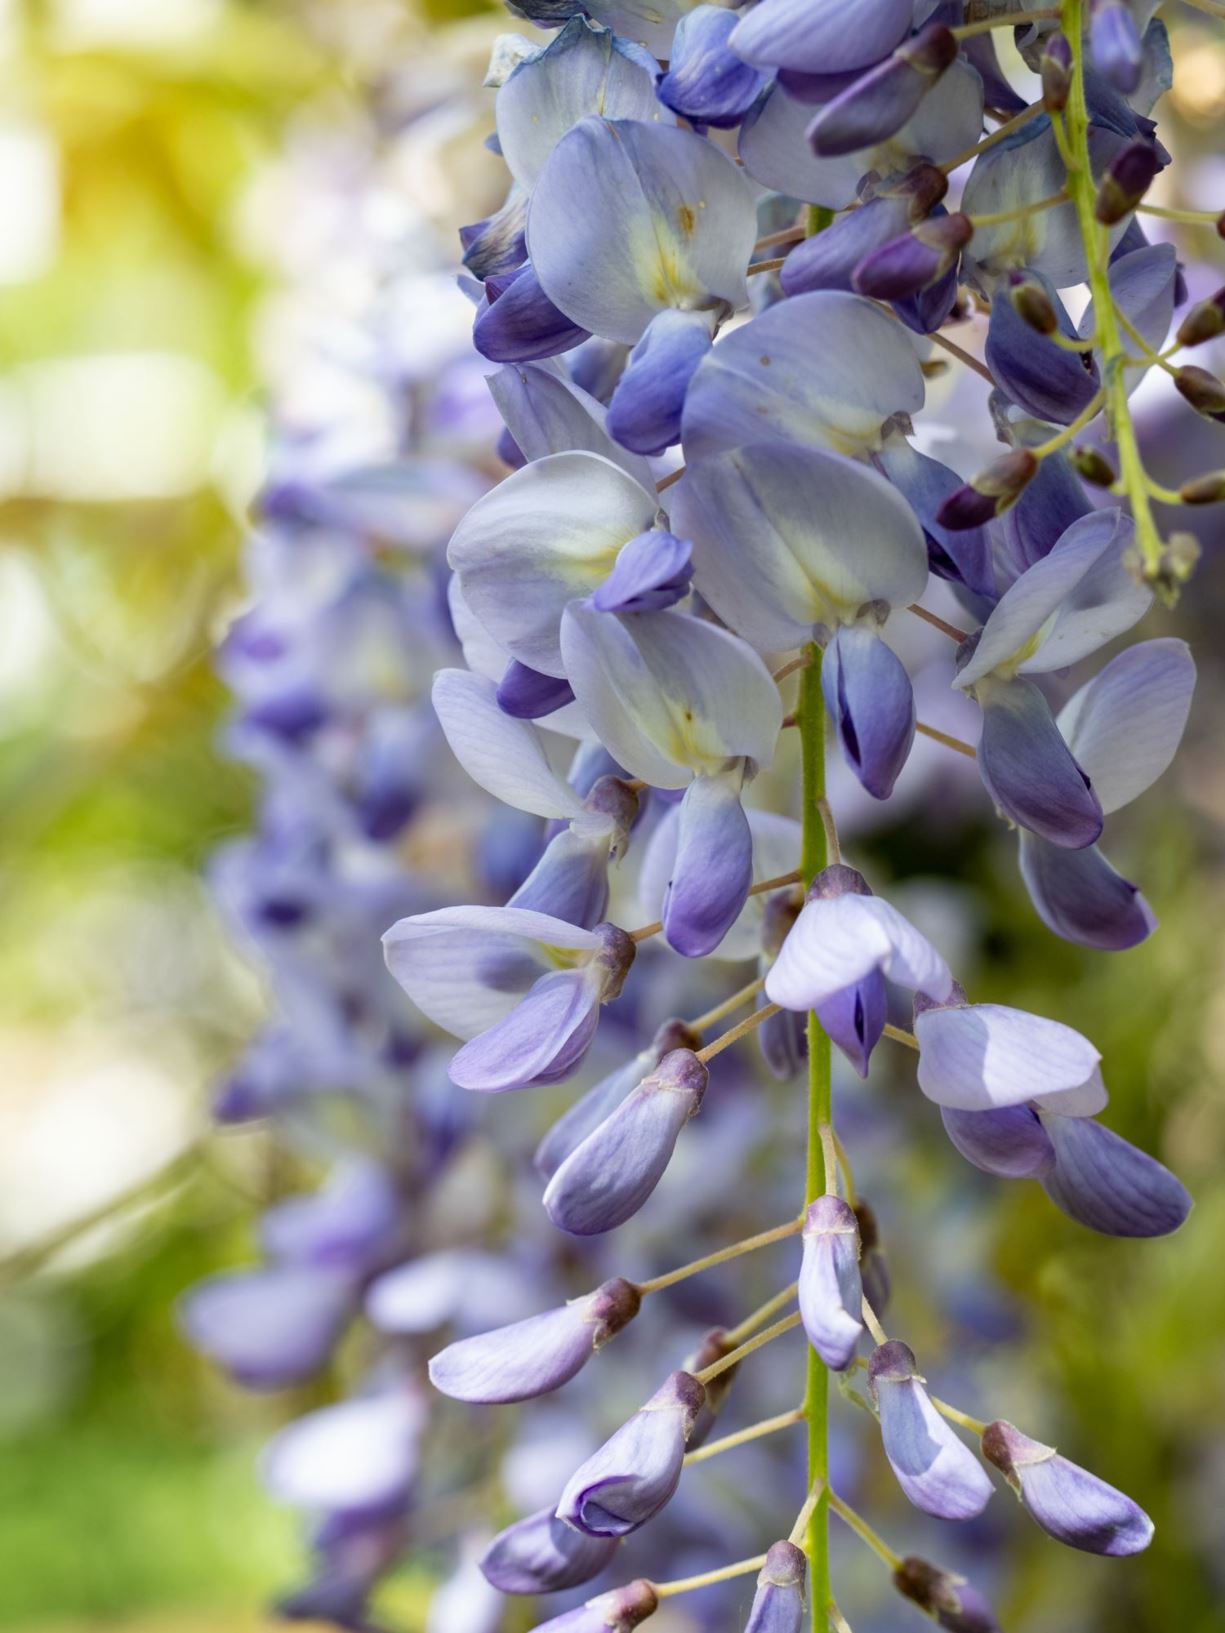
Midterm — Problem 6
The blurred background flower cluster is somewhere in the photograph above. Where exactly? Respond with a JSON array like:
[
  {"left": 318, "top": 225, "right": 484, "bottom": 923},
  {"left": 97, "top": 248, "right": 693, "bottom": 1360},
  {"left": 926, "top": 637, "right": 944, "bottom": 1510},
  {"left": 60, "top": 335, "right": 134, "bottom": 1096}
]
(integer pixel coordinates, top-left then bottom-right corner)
[{"left": 1, "top": 1, "right": 1224, "bottom": 1630}]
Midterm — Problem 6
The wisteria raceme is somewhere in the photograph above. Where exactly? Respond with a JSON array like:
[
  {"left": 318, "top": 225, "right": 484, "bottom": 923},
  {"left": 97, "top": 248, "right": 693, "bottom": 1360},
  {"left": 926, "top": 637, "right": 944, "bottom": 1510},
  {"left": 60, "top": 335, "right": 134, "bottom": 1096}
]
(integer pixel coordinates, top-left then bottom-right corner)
[{"left": 185, "top": 1, "right": 1221, "bottom": 1629}]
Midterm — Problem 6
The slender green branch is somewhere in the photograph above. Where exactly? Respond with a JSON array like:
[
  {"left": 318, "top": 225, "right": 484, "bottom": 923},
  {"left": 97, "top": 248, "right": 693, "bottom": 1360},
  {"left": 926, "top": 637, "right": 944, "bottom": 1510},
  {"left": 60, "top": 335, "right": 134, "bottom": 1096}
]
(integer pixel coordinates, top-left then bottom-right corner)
[
  {"left": 1060, "top": 0, "right": 1165, "bottom": 584},
  {"left": 695, "top": 1311, "right": 804, "bottom": 1385},
  {"left": 636, "top": 1216, "right": 803, "bottom": 1295},
  {"left": 653, "top": 1553, "right": 769, "bottom": 1598},
  {"left": 828, "top": 1492, "right": 903, "bottom": 1571},
  {"left": 684, "top": 1406, "right": 805, "bottom": 1467},
  {"left": 798, "top": 641, "right": 831, "bottom": 1628},
  {"left": 725, "top": 1281, "right": 800, "bottom": 1346}
]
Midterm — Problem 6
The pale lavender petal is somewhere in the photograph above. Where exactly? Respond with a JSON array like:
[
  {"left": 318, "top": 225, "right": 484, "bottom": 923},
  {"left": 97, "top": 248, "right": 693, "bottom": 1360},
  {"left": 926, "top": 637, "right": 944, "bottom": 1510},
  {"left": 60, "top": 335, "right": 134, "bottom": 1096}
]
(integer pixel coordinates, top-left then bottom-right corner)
[
  {"left": 448, "top": 968, "right": 602, "bottom": 1092},
  {"left": 262, "top": 1392, "right": 425, "bottom": 1513},
  {"left": 743, "top": 1540, "right": 807, "bottom": 1633},
  {"left": 869, "top": 1341, "right": 994, "bottom": 1520},
  {"left": 798, "top": 1195, "right": 864, "bottom": 1371},
  {"left": 975, "top": 675, "right": 1104, "bottom": 850},
  {"left": 729, "top": 0, "right": 911, "bottom": 74},
  {"left": 429, "top": 1277, "right": 641, "bottom": 1403},
  {"left": 822, "top": 624, "right": 916, "bottom": 800},
  {"left": 179, "top": 1267, "right": 353, "bottom": 1390},
  {"left": 915, "top": 1001, "right": 1106, "bottom": 1115},
  {"left": 767, "top": 890, "right": 952, "bottom": 1012},
  {"left": 543, "top": 1048, "right": 707, "bottom": 1233},
  {"left": 983, "top": 1419, "right": 1154, "bottom": 1554},
  {"left": 556, "top": 1371, "right": 705, "bottom": 1537},
  {"left": 432, "top": 667, "right": 585, "bottom": 819}
]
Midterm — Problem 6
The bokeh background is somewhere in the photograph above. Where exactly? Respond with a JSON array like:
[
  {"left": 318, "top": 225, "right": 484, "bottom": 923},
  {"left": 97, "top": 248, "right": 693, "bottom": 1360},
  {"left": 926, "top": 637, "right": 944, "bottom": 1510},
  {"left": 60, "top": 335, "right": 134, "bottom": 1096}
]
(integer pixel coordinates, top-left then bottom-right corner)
[{"left": 1, "top": 2, "right": 1223, "bottom": 1630}]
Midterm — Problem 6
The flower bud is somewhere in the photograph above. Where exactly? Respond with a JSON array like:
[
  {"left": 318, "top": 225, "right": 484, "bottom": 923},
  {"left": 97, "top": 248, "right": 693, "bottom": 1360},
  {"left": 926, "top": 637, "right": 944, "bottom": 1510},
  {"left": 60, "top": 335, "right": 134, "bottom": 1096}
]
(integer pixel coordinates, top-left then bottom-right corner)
[
  {"left": 531, "top": 1580, "right": 658, "bottom": 1633},
  {"left": 869, "top": 1341, "right": 994, "bottom": 1520},
  {"left": 807, "top": 24, "right": 958, "bottom": 158},
  {"left": 852, "top": 213, "right": 973, "bottom": 301},
  {"left": 744, "top": 1540, "right": 807, "bottom": 1633},
  {"left": 935, "top": 448, "right": 1039, "bottom": 530},
  {"left": 1040, "top": 31, "right": 1072, "bottom": 112},
  {"left": 982, "top": 1419, "right": 1154, "bottom": 1555},
  {"left": 543, "top": 1048, "right": 708, "bottom": 1235},
  {"left": 1175, "top": 288, "right": 1225, "bottom": 347},
  {"left": 428, "top": 1276, "right": 641, "bottom": 1403},
  {"left": 853, "top": 1198, "right": 891, "bottom": 1314},
  {"left": 1008, "top": 270, "right": 1058, "bottom": 336},
  {"left": 556, "top": 1371, "right": 706, "bottom": 1537},
  {"left": 1069, "top": 445, "right": 1117, "bottom": 487},
  {"left": 683, "top": 1327, "right": 739, "bottom": 1448},
  {"left": 1094, "top": 138, "right": 1161, "bottom": 227},
  {"left": 892, "top": 1557, "right": 1001, "bottom": 1632},
  {"left": 1178, "top": 470, "right": 1225, "bottom": 505},
  {"left": 1174, "top": 365, "right": 1225, "bottom": 422},
  {"left": 480, "top": 1507, "right": 619, "bottom": 1594},
  {"left": 798, "top": 1195, "right": 864, "bottom": 1370}
]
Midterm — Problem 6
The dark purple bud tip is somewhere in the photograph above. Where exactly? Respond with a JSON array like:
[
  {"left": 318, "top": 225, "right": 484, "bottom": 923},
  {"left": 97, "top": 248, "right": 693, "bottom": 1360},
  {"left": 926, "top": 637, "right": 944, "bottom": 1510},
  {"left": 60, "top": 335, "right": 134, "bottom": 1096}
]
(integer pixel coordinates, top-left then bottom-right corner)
[
  {"left": 1041, "top": 31, "right": 1072, "bottom": 112},
  {"left": 982, "top": 1420, "right": 1155, "bottom": 1555},
  {"left": 869, "top": 1338, "right": 918, "bottom": 1386},
  {"left": 896, "top": 161, "right": 951, "bottom": 220},
  {"left": 936, "top": 448, "right": 1038, "bottom": 529},
  {"left": 1179, "top": 470, "right": 1225, "bottom": 505},
  {"left": 591, "top": 923, "right": 636, "bottom": 1002},
  {"left": 800, "top": 1194, "right": 864, "bottom": 1371},
  {"left": 1008, "top": 270, "right": 1058, "bottom": 336},
  {"left": 1070, "top": 445, "right": 1117, "bottom": 486},
  {"left": 804, "top": 862, "right": 872, "bottom": 904},
  {"left": 902, "top": 21, "right": 959, "bottom": 77},
  {"left": 1176, "top": 289, "right": 1225, "bottom": 347},
  {"left": 537, "top": 1580, "right": 658, "bottom": 1633},
  {"left": 583, "top": 776, "right": 641, "bottom": 852},
  {"left": 1174, "top": 365, "right": 1225, "bottom": 422},
  {"left": 743, "top": 1540, "right": 807, "bottom": 1633},
  {"left": 1094, "top": 139, "right": 1161, "bottom": 227},
  {"left": 893, "top": 1557, "right": 1001, "bottom": 1633},
  {"left": 853, "top": 213, "right": 973, "bottom": 300}
]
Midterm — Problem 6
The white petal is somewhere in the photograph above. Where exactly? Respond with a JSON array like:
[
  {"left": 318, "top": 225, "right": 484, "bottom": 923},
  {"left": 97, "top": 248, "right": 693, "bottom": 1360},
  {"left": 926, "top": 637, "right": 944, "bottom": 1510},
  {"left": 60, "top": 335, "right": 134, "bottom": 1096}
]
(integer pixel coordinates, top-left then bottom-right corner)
[
  {"left": 1057, "top": 638, "right": 1195, "bottom": 815},
  {"left": 766, "top": 892, "right": 949, "bottom": 1010},
  {"left": 261, "top": 1393, "right": 425, "bottom": 1512},
  {"left": 433, "top": 667, "right": 585, "bottom": 819},
  {"left": 561, "top": 602, "right": 784, "bottom": 786},
  {"left": 448, "top": 451, "right": 658, "bottom": 676},
  {"left": 915, "top": 1002, "right": 1105, "bottom": 1113}
]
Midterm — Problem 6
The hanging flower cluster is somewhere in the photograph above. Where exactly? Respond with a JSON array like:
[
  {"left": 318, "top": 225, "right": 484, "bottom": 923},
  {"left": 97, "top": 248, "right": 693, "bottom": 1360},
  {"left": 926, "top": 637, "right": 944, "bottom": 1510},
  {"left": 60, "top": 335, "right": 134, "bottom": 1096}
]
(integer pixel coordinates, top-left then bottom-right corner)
[{"left": 191, "top": 0, "right": 1224, "bottom": 1629}]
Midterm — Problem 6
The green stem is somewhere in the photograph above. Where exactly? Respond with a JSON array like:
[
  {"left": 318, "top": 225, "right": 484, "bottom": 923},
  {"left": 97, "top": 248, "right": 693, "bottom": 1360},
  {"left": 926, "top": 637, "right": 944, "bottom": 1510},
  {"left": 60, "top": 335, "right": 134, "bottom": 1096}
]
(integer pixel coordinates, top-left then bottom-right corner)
[
  {"left": 1060, "top": 0, "right": 1164, "bottom": 585},
  {"left": 798, "top": 641, "right": 830, "bottom": 1627}
]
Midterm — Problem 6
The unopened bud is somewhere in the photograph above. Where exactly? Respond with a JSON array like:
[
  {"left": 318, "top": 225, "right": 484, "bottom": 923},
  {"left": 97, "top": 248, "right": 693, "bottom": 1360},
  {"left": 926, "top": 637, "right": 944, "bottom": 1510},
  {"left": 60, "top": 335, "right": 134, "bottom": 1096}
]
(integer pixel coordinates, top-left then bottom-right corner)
[
  {"left": 852, "top": 212, "right": 973, "bottom": 300},
  {"left": 1070, "top": 445, "right": 1117, "bottom": 486},
  {"left": 1178, "top": 471, "right": 1225, "bottom": 505},
  {"left": 936, "top": 448, "right": 1039, "bottom": 530},
  {"left": 1008, "top": 270, "right": 1058, "bottom": 336},
  {"left": 1174, "top": 364, "right": 1225, "bottom": 421},
  {"left": 895, "top": 160, "right": 950, "bottom": 221},
  {"left": 1176, "top": 289, "right": 1225, "bottom": 347},
  {"left": 1040, "top": 32, "right": 1072, "bottom": 112},
  {"left": 893, "top": 1556, "right": 1001, "bottom": 1632},
  {"left": 1094, "top": 138, "right": 1161, "bottom": 226},
  {"left": 1131, "top": 531, "right": 1200, "bottom": 604}
]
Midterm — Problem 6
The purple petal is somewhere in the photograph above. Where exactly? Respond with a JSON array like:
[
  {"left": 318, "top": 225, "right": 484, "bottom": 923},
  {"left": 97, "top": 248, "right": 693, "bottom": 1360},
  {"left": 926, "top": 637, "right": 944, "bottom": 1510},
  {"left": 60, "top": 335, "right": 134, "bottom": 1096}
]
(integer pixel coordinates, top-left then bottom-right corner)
[
  {"left": 822, "top": 624, "right": 916, "bottom": 800},
  {"left": 779, "top": 192, "right": 913, "bottom": 296},
  {"left": 983, "top": 1419, "right": 1154, "bottom": 1554},
  {"left": 529, "top": 1580, "right": 658, "bottom": 1633},
  {"left": 1018, "top": 832, "right": 1156, "bottom": 951},
  {"left": 744, "top": 1540, "right": 807, "bottom": 1633},
  {"left": 543, "top": 1048, "right": 708, "bottom": 1234},
  {"left": 428, "top": 1277, "right": 641, "bottom": 1403},
  {"left": 767, "top": 886, "right": 952, "bottom": 1012},
  {"left": 798, "top": 1195, "right": 864, "bottom": 1371},
  {"left": 474, "top": 262, "right": 590, "bottom": 363},
  {"left": 940, "top": 1104, "right": 1056, "bottom": 1179},
  {"left": 730, "top": 0, "right": 911, "bottom": 75},
  {"left": 461, "top": 189, "right": 529, "bottom": 281},
  {"left": 449, "top": 968, "right": 602, "bottom": 1092},
  {"left": 262, "top": 1392, "right": 425, "bottom": 1514},
  {"left": 556, "top": 1371, "right": 705, "bottom": 1537},
  {"left": 606, "top": 308, "right": 716, "bottom": 455},
  {"left": 179, "top": 1267, "right": 353, "bottom": 1390},
  {"left": 497, "top": 660, "right": 577, "bottom": 719},
  {"left": 1090, "top": 0, "right": 1143, "bottom": 94},
  {"left": 807, "top": 26, "right": 958, "bottom": 158},
  {"left": 893, "top": 1557, "right": 1002, "bottom": 1633},
  {"left": 508, "top": 826, "right": 612, "bottom": 929},
  {"left": 479, "top": 1506, "right": 618, "bottom": 1594},
  {"left": 999, "top": 451, "right": 1092, "bottom": 576},
  {"left": 869, "top": 1341, "right": 994, "bottom": 1520},
  {"left": 876, "top": 437, "right": 995, "bottom": 599},
  {"left": 663, "top": 770, "right": 754, "bottom": 957},
  {"left": 591, "top": 529, "right": 694, "bottom": 614},
  {"left": 816, "top": 968, "right": 886, "bottom": 1079},
  {"left": 975, "top": 676, "right": 1104, "bottom": 849},
  {"left": 1039, "top": 1112, "right": 1192, "bottom": 1237},
  {"left": 657, "top": 5, "right": 772, "bottom": 127},
  {"left": 986, "top": 276, "right": 1101, "bottom": 425}
]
